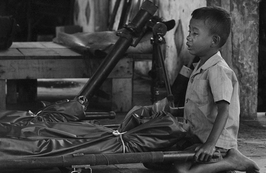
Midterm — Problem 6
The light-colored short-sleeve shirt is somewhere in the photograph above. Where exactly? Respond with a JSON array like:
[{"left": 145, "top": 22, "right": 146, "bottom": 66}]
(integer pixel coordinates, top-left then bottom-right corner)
[{"left": 183, "top": 52, "right": 240, "bottom": 149}]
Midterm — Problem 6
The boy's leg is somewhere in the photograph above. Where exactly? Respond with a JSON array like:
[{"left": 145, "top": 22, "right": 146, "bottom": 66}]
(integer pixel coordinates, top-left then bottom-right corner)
[{"left": 171, "top": 148, "right": 260, "bottom": 173}]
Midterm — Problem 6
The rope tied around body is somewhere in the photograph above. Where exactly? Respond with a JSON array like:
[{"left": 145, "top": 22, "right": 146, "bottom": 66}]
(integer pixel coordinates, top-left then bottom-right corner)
[{"left": 112, "top": 130, "right": 127, "bottom": 153}]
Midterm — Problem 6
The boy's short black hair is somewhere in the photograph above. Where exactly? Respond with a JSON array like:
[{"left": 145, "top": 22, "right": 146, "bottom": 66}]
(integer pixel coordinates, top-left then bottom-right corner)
[{"left": 191, "top": 6, "right": 231, "bottom": 47}]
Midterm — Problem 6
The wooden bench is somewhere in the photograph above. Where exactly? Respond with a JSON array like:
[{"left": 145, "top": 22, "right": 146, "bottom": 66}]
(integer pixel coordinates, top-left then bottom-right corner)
[{"left": 0, "top": 42, "right": 133, "bottom": 112}]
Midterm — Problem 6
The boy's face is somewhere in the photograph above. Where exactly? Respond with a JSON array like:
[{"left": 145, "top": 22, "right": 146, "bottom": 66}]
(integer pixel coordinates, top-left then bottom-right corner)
[{"left": 186, "top": 18, "right": 214, "bottom": 57}]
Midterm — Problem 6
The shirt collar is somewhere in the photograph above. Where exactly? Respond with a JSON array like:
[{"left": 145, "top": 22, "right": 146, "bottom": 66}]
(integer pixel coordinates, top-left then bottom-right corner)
[{"left": 195, "top": 51, "right": 223, "bottom": 72}]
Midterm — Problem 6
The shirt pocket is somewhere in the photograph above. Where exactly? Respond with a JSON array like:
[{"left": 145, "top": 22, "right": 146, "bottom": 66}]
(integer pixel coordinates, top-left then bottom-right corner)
[{"left": 193, "top": 79, "right": 209, "bottom": 100}]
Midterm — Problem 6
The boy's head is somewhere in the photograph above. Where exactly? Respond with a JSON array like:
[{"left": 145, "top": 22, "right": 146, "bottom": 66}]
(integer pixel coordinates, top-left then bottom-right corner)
[{"left": 191, "top": 6, "right": 231, "bottom": 48}]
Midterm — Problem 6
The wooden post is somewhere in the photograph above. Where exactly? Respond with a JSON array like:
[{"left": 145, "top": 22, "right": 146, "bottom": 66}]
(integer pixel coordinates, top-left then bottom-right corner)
[
  {"left": 0, "top": 80, "right": 6, "bottom": 109},
  {"left": 231, "top": 0, "right": 259, "bottom": 119},
  {"left": 208, "top": 0, "right": 259, "bottom": 119}
]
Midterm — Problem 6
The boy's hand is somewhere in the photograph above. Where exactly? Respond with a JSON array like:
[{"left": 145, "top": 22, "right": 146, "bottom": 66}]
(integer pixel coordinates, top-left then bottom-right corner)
[
  {"left": 194, "top": 101, "right": 229, "bottom": 162},
  {"left": 194, "top": 143, "right": 216, "bottom": 162}
]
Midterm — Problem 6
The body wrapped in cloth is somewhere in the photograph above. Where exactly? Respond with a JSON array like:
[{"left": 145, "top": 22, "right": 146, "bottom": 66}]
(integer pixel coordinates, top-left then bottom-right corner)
[{"left": 0, "top": 105, "right": 186, "bottom": 160}]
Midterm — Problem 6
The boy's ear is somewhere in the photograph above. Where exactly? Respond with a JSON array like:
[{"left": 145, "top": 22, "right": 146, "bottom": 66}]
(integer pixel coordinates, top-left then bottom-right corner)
[{"left": 211, "top": 35, "right": 221, "bottom": 47}]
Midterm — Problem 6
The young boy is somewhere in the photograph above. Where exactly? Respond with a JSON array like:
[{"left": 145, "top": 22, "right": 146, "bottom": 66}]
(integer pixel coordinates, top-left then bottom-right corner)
[{"left": 171, "top": 6, "right": 260, "bottom": 173}]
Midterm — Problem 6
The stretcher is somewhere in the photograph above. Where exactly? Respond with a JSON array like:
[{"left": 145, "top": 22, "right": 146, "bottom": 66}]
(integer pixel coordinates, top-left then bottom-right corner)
[
  {"left": 0, "top": 105, "right": 190, "bottom": 172},
  {"left": 0, "top": 105, "right": 222, "bottom": 173},
  {"left": 1, "top": 151, "right": 196, "bottom": 172},
  {"left": 0, "top": 1, "right": 202, "bottom": 172}
]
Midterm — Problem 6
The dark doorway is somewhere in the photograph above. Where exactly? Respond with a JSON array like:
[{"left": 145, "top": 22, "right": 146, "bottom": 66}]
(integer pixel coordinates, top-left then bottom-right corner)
[{"left": 258, "top": 0, "right": 266, "bottom": 112}]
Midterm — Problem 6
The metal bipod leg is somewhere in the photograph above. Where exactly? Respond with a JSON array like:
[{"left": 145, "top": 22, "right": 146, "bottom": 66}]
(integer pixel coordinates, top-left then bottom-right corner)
[
  {"left": 150, "top": 22, "right": 175, "bottom": 107},
  {"left": 71, "top": 165, "right": 92, "bottom": 173}
]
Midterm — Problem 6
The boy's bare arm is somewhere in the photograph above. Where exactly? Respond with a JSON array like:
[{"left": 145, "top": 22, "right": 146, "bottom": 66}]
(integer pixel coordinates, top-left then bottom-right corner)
[{"left": 194, "top": 100, "right": 229, "bottom": 162}]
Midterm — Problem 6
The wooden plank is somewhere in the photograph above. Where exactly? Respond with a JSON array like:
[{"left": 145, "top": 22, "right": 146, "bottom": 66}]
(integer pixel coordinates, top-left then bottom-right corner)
[
  {"left": 0, "top": 58, "right": 132, "bottom": 79},
  {"left": 19, "top": 48, "right": 60, "bottom": 58},
  {"left": 11, "top": 42, "right": 45, "bottom": 49},
  {"left": 52, "top": 48, "right": 82, "bottom": 56},
  {"left": 0, "top": 49, "right": 23, "bottom": 59},
  {"left": 12, "top": 42, "right": 71, "bottom": 49},
  {"left": 41, "top": 42, "right": 71, "bottom": 49},
  {"left": 1, "top": 43, "right": 82, "bottom": 59},
  {"left": 18, "top": 48, "right": 81, "bottom": 59},
  {"left": 0, "top": 59, "right": 88, "bottom": 79}
]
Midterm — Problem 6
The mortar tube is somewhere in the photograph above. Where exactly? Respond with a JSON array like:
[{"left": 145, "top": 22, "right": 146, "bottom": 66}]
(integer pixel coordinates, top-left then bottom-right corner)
[{"left": 76, "top": 0, "right": 158, "bottom": 104}]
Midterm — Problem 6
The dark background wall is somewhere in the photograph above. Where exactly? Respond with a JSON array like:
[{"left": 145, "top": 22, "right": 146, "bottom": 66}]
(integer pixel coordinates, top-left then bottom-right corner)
[
  {"left": 0, "top": 0, "right": 74, "bottom": 41},
  {"left": 259, "top": 0, "right": 266, "bottom": 112}
]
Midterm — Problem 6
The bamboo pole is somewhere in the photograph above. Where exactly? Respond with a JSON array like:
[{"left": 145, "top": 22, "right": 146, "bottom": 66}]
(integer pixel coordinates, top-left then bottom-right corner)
[{"left": 0, "top": 151, "right": 197, "bottom": 171}]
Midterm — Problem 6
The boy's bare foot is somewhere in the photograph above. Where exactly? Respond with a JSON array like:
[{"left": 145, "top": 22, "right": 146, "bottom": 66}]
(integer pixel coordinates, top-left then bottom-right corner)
[{"left": 225, "top": 148, "right": 260, "bottom": 173}]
